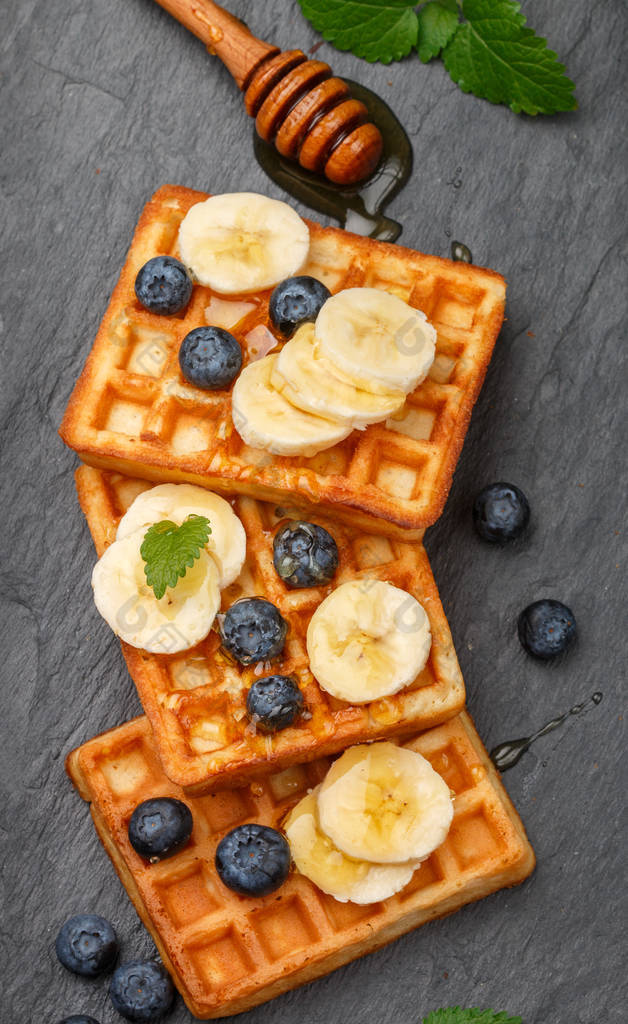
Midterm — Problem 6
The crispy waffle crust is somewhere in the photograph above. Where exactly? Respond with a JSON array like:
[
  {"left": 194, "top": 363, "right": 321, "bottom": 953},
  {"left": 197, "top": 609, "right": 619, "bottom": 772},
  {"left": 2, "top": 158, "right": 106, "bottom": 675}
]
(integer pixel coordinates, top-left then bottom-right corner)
[
  {"left": 76, "top": 465, "right": 465, "bottom": 793},
  {"left": 60, "top": 185, "right": 506, "bottom": 539},
  {"left": 66, "top": 711, "right": 535, "bottom": 1019}
]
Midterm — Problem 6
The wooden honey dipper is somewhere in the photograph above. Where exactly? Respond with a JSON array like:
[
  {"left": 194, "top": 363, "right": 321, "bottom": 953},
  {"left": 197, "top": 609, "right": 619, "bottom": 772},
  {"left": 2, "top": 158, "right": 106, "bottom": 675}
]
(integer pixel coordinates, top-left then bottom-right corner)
[{"left": 155, "top": 0, "right": 384, "bottom": 184}]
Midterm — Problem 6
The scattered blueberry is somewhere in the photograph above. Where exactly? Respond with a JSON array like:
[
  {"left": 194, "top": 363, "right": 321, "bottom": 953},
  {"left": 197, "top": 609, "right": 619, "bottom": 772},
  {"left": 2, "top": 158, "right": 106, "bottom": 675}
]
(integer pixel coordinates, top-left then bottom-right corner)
[
  {"left": 58, "top": 1017, "right": 101, "bottom": 1024},
  {"left": 473, "top": 482, "right": 530, "bottom": 543},
  {"left": 219, "top": 598, "right": 288, "bottom": 665},
  {"left": 273, "top": 520, "right": 339, "bottom": 588},
  {"left": 518, "top": 599, "right": 577, "bottom": 660},
  {"left": 55, "top": 914, "right": 118, "bottom": 978},
  {"left": 110, "top": 961, "right": 174, "bottom": 1022},
  {"left": 128, "top": 798, "right": 193, "bottom": 862},
  {"left": 215, "top": 824, "right": 291, "bottom": 897},
  {"left": 179, "top": 325, "right": 242, "bottom": 390},
  {"left": 134, "top": 256, "right": 192, "bottom": 315},
  {"left": 269, "top": 276, "right": 331, "bottom": 337},
  {"left": 247, "top": 675, "right": 305, "bottom": 733}
]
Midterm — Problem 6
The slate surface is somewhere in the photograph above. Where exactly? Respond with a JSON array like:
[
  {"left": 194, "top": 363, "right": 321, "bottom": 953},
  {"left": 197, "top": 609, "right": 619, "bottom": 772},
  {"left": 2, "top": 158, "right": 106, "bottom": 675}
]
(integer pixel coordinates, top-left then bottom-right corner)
[{"left": 1, "top": 1, "right": 626, "bottom": 1021}]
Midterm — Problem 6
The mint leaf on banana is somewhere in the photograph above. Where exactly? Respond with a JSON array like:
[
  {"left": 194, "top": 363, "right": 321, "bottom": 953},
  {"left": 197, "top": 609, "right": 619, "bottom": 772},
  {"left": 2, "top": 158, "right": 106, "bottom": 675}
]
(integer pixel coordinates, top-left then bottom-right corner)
[{"left": 141, "top": 515, "right": 211, "bottom": 601}]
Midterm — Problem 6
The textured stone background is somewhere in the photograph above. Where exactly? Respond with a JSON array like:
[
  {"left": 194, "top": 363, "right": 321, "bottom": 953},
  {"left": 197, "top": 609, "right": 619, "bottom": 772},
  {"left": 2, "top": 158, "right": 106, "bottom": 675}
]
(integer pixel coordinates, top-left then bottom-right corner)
[{"left": 1, "top": 0, "right": 626, "bottom": 1021}]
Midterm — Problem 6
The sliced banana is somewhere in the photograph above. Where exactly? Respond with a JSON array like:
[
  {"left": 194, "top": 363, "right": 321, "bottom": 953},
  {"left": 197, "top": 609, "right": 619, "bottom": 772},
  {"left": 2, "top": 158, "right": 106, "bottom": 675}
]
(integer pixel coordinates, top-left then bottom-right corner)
[
  {"left": 317, "top": 742, "right": 453, "bottom": 864},
  {"left": 315, "top": 287, "right": 436, "bottom": 395},
  {"left": 178, "top": 193, "right": 310, "bottom": 294},
  {"left": 231, "top": 354, "right": 352, "bottom": 457},
  {"left": 284, "top": 788, "right": 417, "bottom": 904},
  {"left": 92, "top": 527, "right": 220, "bottom": 653},
  {"left": 271, "top": 323, "right": 405, "bottom": 429},
  {"left": 306, "top": 579, "right": 431, "bottom": 703},
  {"left": 116, "top": 483, "right": 246, "bottom": 588}
]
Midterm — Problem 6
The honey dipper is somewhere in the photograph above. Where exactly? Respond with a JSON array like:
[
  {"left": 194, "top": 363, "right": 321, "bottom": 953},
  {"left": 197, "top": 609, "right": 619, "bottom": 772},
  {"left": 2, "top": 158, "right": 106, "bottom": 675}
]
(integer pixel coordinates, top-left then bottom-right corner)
[{"left": 155, "top": 0, "right": 384, "bottom": 184}]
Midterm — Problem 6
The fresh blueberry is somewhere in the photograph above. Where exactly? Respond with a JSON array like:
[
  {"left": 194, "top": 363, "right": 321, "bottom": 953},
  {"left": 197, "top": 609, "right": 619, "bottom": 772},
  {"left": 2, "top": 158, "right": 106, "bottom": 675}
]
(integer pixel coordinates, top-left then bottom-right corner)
[
  {"left": 473, "top": 482, "right": 530, "bottom": 543},
  {"left": 179, "top": 326, "right": 242, "bottom": 390},
  {"left": 55, "top": 914, "right": 118, "bottom": 978},
  {"left": 269, "top": 276, "right": 331, "bottom": 337},
  {"left": 273, "top": 520, "right": 339, "bottom": 588},
  {"left": 215, "top": 823, "right": 291, "bottom": 897},
  {"left": 247, "top": 675, "right": 305, "bottom": 733},
  {"left": 134, "top": 256, "right": 192, "bottom": 315},
  {"left": 110, "top": 961, "right": 174, "bottom": 1022},
  {"left": 128, "top": 798, "right": 193, "bottom": 862},
  {"left": 219, "top": 598, "right": 288, "bottom": 665},
  {"left": 518, "top": 599, "right": 577, "bottom": 660},
  {"left": 58, "top": 1017, "right": 101, "bottom": 1023}
]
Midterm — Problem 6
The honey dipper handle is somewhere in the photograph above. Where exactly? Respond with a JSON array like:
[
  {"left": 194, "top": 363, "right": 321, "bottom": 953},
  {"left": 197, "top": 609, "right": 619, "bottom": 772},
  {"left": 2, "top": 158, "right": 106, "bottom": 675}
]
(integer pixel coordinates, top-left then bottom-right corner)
[{"left": 154, "top": 0, "right": 278, "bottom": 88}]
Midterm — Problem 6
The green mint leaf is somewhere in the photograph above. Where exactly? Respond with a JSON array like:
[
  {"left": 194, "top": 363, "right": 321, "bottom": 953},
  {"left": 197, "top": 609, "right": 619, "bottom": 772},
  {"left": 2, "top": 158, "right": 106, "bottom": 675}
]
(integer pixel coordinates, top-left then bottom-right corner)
[
  {"left": 423, "top": 1008, "right": 523, "bottom": 1024},
  {"left": 442, "top": 0, "right": 577, "bottom": 115},
  {"left": 140, "top": 515, "right": 211, "bottom": 601},
  {"left": 298, "top": 0, "right": 418, "bottom": 64},
  {"left": 417, "top": 1, "right": 460, "bottom": 64}
]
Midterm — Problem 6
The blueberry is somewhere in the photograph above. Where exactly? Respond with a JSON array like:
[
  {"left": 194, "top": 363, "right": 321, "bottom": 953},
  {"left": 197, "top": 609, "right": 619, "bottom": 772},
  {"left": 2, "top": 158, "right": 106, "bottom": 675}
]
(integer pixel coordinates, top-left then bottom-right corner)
[
  {"left": 273, "top": 520, "right": 339, "bottom": 588},
  {"left": 269, "top": 276, "right": 331, "bottom": 337},
  {"left": 128, "top": 798, "right": 193, "bottom": 862},
  {"left": 134, "top": 256, "right": 192, "bottom": 315},
  {"left": 220, "top": 598, "right": 288, "bottom": 665},
  {"left": 518, "top": 599, "right": 577, "bottom": 660},
  {"left": 473, "top": 482, "right": 530, "bottom": 543},
  {"left": 58, "top": 1017, "right": 101, "bottom": 1023},
  {"left": 179, "top": 326, "right": 242, "bottom": 390},
  {"left": 215, "top": 823, "right": 291, "bottom": 897},
  {"left": 55, "top": 914, "right": 118, "bottom": 978},
  {"left": 110, "top": 961, "right": 174, "bottom": 1022},
  {"left": 247, "top": 675, "right": 305, "bottom": 733}
]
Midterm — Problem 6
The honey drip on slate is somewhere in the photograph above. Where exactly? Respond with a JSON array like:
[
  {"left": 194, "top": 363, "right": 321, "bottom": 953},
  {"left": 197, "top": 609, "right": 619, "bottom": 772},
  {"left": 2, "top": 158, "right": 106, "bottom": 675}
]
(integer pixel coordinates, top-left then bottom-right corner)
[
  {"left": 490, "top": 692, "right": 603, "bottom": 772},
  {"left": 254, "top": 81, "right": 412, "bottom": 242}
]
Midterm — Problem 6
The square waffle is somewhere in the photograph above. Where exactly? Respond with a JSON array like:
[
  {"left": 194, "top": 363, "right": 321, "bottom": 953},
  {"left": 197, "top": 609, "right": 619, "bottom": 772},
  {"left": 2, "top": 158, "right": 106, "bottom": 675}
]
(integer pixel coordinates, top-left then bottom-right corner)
[
  {"left": 76, "top": 465, "right": 465, "bottom": 793},
  {"left": 67, "top": 711, "right": 535, "bottom": 1019},
  {"left": 59, "top": 185, "right": 506, "bottom": 539}
]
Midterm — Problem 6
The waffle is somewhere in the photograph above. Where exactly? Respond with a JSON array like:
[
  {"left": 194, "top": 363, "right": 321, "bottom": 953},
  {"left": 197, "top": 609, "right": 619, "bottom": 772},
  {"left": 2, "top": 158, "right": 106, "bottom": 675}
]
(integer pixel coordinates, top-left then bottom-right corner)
[
  {"left": 67, "top": 711, "right": 534, "bottom": 1019},
  {"left": 59, "top": 185, "right": 506, "bottom": 539},
  {"left": 76, "top": 465, "right": 465, "bottom": 793}
]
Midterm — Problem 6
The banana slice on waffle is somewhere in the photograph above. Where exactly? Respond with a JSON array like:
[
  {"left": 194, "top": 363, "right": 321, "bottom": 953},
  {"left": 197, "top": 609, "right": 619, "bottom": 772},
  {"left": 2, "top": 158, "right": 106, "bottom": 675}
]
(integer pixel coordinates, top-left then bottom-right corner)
[
  {"left": 315, "top": 287, "right": 436, "bottom": 395},
  {"left": 116, "top": 483, "right": 246, "bottom": 588},
  {"left": 306, "top": 579, "right": 431, "bottom": 702},
  {"left": 92, "top": 527, "right": 221, "bottom": 654},
  {"left": 232, "top": 354, "right": 352, "bottom": 457},
  {"left": 178, "top": 193, "right": 310, "bottom": 294},
  {"left": 270, "top": 323, "right": 405, "bottom": 429}
]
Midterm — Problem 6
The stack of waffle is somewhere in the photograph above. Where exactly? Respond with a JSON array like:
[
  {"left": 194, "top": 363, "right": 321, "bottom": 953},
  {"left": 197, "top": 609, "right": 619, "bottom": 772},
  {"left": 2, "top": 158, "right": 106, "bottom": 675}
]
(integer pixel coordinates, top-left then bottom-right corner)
[{"left": 60, "top": 186, "right": 534, "bottom": 1019}]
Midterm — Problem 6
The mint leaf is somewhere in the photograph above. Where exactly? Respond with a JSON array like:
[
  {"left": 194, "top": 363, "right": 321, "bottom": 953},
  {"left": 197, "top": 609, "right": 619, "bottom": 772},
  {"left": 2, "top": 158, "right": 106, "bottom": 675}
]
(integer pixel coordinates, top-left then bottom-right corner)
[
  {"left": 442, "top": 0, "right": 577, "bottom": 115},
  {"left": 140, "top": 515, "right": 211, "bottom": 601},
  {"left": 298, "top": 0, "right": 418, "bottom": 63},
  {"left": 423, "top": 1008, "right": 523, "bottom": 1024},
  {"left": 417, "top": 1, "right": 459, "bottom": 64}
]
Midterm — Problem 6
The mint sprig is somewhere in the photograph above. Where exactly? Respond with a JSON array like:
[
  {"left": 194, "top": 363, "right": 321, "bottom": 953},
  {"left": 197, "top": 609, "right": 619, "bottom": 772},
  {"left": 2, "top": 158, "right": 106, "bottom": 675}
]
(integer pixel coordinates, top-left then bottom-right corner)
[
  {"left": 423, "top": 1010, "right": 523, "bottom": 1024},
  {"left": 140, "top": 515, "right": 211, "bottom": 601},
  {"left": 297, "top": 0, "right": 576, "bottom": 115}
]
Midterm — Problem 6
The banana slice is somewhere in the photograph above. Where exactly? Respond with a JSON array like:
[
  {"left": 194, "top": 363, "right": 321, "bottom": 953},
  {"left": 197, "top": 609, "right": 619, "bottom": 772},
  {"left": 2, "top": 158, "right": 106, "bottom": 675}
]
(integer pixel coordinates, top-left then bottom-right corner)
[
  {"left": 315, "top": 287, "right": 436, "bottom": 395},
  {"left": 271, "top": 324, "right": 405, "bottom": 429},
  {"left": 317, "top": 742, "right": 453, "bottom": 864},
  {"left": 178, "top": 193, "right": 310, "bottom": 294},
  {"left": 232, "top": 354, "right": 352, "bottom": 457},
  {"left": 92, "top": 527, "right": 220, "bottom": 653},
  {"left": 284, "top": 788, "right": 417, "bottom": 904},
  {"left": 306, "top": 579, "right": 431, "bottom": 702},
  {"left": 116, "top": 483, "right": 246, "bottom": 588}
]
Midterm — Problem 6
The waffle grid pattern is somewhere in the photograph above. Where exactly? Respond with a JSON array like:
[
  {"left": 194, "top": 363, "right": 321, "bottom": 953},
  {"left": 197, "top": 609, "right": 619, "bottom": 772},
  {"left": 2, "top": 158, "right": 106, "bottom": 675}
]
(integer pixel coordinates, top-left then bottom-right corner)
[
  {"left": 76, "top": 465, "right": 465, "bottom": 793},
  {"left": 67, "top": 712, "right": 535, "bottom": 1019},
  {"left": 60, "top": 185, "right": 506, "bottom": 538}
]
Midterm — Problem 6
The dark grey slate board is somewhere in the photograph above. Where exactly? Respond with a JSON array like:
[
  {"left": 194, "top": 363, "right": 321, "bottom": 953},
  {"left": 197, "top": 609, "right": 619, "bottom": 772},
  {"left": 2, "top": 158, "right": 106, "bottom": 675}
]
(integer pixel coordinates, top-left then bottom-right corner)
[{"left": 1, "top": 1, "right": 626, "bottom": 1021}]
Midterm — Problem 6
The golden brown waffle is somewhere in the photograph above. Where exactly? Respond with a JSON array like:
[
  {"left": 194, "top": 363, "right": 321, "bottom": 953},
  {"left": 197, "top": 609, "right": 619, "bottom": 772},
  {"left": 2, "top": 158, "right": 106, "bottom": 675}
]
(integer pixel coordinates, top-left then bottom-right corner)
[
  {"left": 60, "top": 185, "right": 506, "bottom": 539},
  {"left": 67, "top": 711, "right": 535, "bottom": 1019},
  {"left": 76, "top": 465, "right": 465, "bottom": 793}
]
